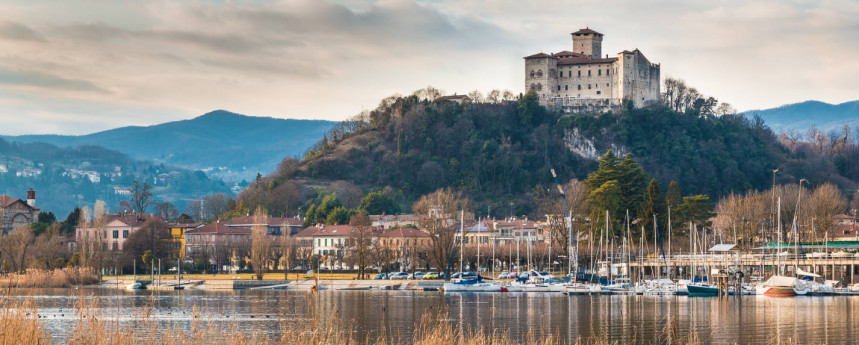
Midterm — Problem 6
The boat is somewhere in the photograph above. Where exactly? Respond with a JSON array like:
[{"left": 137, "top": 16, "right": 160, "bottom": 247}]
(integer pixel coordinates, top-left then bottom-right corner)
[
  {"left": 756, "top": 275, "right": 809, "bottom": 296},
  {"left": 687, "top": 284, "right": 719, "bottom": 296},
  {"left": 125, "top": 282, "right": 146, "bottom": 290},
  {"left": 443, "top": 278, "right": 503, "bottom": 292}
]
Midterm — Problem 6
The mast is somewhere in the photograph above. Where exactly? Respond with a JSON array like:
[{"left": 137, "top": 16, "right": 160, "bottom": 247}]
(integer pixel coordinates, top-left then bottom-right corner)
[
  {"left": 668, "top": 208, "right": 672, "bottom": 280},
  {"left": 654, "top": 214, "right": 659, "bottom": 280},
  {"left": 777, "top": 197, "right": 782, "bottom": 275},
  {"left": 460, "top": 210, "right": 464, "bottom": 276}
]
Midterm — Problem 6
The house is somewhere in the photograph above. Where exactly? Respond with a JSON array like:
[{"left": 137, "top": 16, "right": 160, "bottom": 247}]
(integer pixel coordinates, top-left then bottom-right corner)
[
  {"left": 463, "top": 219, "right": 495, "bottom": 245},
  {"left": 0, "top": 188, "right": 39, "bottom": 234},
  {"left": 74, "top": 213, "right": 163, "bottom": 252},
  {"left": 370, "top": 214, "right": 418, "bottom": 230},
  {"left": 184, "top": 222, "right": 252, "bottom": 259},
  {"left": 436, "top": 94, "right": 472, "bottom": 104},
  {"left": 493, "top": 218, "right": 540, "bottom": 245},
  {"left": 168, "top": 223, "right": 202, "bottom": 259},
  {"left": 225, "top": 215, "right": 303, "bottom": 235}
]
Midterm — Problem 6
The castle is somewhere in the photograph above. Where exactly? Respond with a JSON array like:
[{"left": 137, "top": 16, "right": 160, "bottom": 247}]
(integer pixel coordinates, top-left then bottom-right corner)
[
  {"left": 0, "top": 189, "right": 39, "bottom": 234},
  {"left": 524, "top": 28, "right": 661, "bottom": 111}
]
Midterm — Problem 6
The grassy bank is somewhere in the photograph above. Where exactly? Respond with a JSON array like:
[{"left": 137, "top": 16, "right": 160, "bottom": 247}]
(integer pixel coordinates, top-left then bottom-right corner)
[{"left": 0, "top": 267, "right": 99, "bottom": 288}]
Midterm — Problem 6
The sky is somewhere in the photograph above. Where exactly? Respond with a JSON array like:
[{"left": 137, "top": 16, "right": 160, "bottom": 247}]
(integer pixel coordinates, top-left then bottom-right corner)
[{"left": 0, "top": 0, "right": 857, "bottom": 135}]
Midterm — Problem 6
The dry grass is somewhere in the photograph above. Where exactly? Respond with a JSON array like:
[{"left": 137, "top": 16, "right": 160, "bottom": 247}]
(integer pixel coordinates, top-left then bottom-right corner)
[{"left": 0, "top": 267, "right": 99, "bottom": 288}]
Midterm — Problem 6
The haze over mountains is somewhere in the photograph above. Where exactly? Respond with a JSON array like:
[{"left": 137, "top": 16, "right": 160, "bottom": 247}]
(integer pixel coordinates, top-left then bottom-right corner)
[
  {"left": 2, "top": 111, "right": 336, "bottom": 181},
  {"left": 744, "top": 100, "right": 859, "bottom": 134}
]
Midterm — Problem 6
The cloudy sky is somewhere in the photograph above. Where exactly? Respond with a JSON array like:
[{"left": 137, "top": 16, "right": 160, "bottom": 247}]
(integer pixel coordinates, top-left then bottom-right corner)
[{"left": 1, "top": 0, "right": 857, "bottom": 135}]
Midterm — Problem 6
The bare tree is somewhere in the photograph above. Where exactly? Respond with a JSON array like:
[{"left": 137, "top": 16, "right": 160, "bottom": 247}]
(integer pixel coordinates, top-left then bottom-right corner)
[
  {"left": 129, "top": 180, "right": 154, "bottom": 215},
  {"left": 486, "top": 89, "right": 501, "bottom": 103},
  {"left": 345, "top": 214, "right": 374, "bottom": 279},
  {"left": 204, "top": 193, "right": 228, "bottom": 219},
  {"left": 0, "top": 226, "right": 34, "bottom": 273},
  {"left": 413, "top": 188, "right": 471, "bottom": 279},
  {"left": 467, "top": 90, "right": 484, "bottom": 103},
  {"left": 807, "top": 183, "right": 847, "bottom": 236},
  {"left": 250, "top": 206, "right": 271, "bottom": 280}
]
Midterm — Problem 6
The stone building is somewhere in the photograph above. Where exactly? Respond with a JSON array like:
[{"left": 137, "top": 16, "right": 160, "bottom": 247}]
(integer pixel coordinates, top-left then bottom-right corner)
[
  {"left": 524, "top": 28, "right": 661, "bottom": 112},
  {"left": 0, "top": 189, "right": 39, "bottom": 234}
]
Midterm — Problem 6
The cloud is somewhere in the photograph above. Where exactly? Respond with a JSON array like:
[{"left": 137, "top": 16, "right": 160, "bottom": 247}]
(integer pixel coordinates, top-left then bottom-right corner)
[
  {"left": 0, "top": 20, "right": 46, "bottom": 41},
  {"left": 0, "top": 67, "right": 107, "bottom": 93},
  {"left": 0, "top": 0, "right": 856, "bottom": 136}
]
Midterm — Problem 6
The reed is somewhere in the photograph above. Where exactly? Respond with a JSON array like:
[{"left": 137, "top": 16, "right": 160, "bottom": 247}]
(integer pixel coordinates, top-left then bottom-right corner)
[{"left": 0, "top": 267, "right": 99, "bottom": 288}]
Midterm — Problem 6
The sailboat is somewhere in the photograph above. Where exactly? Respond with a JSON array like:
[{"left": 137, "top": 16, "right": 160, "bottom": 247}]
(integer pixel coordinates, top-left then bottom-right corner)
[
  {"left": 444, "top": 212, "right": 503, "bottom": 292},
  {"left": 756, "top": 196, "right": 810, "bottom": 296}
]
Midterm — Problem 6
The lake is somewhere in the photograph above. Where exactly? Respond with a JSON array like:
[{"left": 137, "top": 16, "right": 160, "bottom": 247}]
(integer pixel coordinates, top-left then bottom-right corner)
[{"left": 9, "top": 288, "right": 859, "bottom": 344}]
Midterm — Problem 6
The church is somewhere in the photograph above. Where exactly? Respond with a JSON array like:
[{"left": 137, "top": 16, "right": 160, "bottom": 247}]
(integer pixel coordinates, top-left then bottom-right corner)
[
  {"left": 0, "top": 189, "right": 39, "bottom": 234},
  {"left": 524, "top": 28, "right": 661, "bottom": 111}
]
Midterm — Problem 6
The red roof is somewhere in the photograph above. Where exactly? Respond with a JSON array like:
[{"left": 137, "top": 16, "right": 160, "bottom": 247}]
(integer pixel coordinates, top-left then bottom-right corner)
[
  {"left": 225, "top": 215, "right": 302, "bottom": 226},
  {"left": 524, "top": 52, "right": 554, "bottom": 59},
  {"left": 186, "top": 222, "right": 252, "bottom": 235},
  {"left": 296, "top": 224, "right": 357, "bottom": 237},
  {"left": 572, "top": 28, "right": 602, "bottom": 35},
  {"left": 100, "top": 214, "right": 163, "bottom": 227},
  {"left": 0, "top": 195, "right": 21, "bottom": 208},
  {"left": 380, "top": 227, "right": 429, "bottom": 238},
  {"left": 0, "top": 195, "right": 38, "bottom": 211}
]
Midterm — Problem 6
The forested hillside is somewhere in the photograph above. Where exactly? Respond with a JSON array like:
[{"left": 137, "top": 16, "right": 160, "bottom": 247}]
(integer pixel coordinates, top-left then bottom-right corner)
[
  {"left": 236, "top": 90, "right": 858, "bottom": 220},
  {"left": 0, "top": 139, "right": 230, "bottom": 216}
]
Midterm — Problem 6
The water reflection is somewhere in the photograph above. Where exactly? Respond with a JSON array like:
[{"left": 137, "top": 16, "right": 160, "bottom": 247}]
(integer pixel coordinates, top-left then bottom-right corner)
[{"left": 8, "top": 289, "right": 859, "bottom": 344}]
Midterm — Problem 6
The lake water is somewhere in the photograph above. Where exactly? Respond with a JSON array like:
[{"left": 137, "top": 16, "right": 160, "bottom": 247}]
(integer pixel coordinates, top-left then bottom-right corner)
[{"left": 10, "top": 288, "right": 859, "bottom": 344}]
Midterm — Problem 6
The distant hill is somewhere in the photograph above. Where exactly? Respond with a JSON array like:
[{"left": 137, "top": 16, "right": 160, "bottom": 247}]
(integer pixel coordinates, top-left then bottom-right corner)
[
  {"left": 2, "top": 110, "right": 336, "bottom": 181},
  {"left": 744, "top": 100, "right": 859, "bottom": 133},
  {"left": 0, "top": 138, "right": 230, "bottom": 217}
]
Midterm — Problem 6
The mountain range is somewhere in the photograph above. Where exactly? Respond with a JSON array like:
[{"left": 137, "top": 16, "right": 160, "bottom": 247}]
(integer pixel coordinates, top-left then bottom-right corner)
[
  {"left": 743, "top": 100, "right": 859, "bottom": 134},
  {"left": 2, "top": 110, "right": 336, "bottom": 182}
]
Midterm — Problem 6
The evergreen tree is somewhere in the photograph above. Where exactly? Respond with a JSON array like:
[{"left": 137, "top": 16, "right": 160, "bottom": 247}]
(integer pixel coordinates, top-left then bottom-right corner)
[
  {"left": 666, "top": 181, "right": 682, "bottom": 208},
  {"left": 639, "top": 178, "right": 666, "bottom": 239},
  {"left": 675, "top": 195, "right": 716, "bottom": 231}
]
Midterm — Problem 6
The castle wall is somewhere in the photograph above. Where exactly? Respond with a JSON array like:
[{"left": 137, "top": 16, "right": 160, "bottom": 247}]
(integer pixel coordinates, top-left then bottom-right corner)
[
  {"left": 554, "top": 63, "right": 618, "bottom": 100},
  {"left": 524, "top": 57, "right": 558, "bottom": 101}
]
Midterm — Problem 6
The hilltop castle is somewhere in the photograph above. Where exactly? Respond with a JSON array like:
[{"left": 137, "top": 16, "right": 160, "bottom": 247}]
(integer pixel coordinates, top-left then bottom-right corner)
[{"left": 524, "top": 28, "right": 660, "bottom": 111}]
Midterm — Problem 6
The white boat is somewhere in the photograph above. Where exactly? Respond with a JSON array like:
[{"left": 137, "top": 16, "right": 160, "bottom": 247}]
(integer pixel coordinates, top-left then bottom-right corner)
[
  {"left": 125, "top": 282, "right": 146, "bottom": 290},
  {"left": 443, "top": 279, "right": 502, "bottom": 292},
  {"left": 755, "top": 275, "right": 809, "bottom": 296},
  {"left": 831, "top": 251, "right": 853, "bottom": 258}
]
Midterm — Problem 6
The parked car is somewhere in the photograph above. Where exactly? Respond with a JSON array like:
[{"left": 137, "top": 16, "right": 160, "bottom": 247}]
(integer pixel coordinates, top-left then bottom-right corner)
[
  {"left": 497, "top": 272, "right": 509, "bottom": 279},
  {"left": 372, "top": 273, "right": 389, "bottom": 280},
  {"left": 388, "top": 272, "right": 409, "bottom": 280},
  {"left": 408, "top": 272, "right": 425, "bottom": 280},
  {"left": 423, "top": 272, "right": 439, "bottom": 280}
]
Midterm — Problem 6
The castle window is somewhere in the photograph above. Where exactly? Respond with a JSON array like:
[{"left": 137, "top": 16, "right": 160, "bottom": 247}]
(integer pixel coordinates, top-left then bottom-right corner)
[
  {"left": 565, "top": 85, "right": 568, "bottom": 90},
  {"left": 588, "top": 84, "right": 592, "bottom": 89},
  {"left": 577, "top": 70, "right": 581, "bottom": 77},
  {"left": 577, "top": 85, "right": 581, "bottom": 90},
  {"left": 530, "top": 83, "right": 536, "bottom": 91},
  {"left": 606, "top": 69, "right": 610, "bottom": 75},
  {"left": 559, "top": 71, "right": 563, "bottom": 77},
  {"left": 530, "top": 70, "right": 535, "bottom": 78},
  {"left": 568, "top": 71, "right": 571, "bottom": 77},
  {"left": 606, "top": 83, "right": 610, "bottom": 87},
  {"left": 598, "top": 69, "right": 602, "bottom": 76},
  {"left": 588, "top": 70, "right": 592, "bottom": 76},
  {"left": 537, "top": 70, "right": 543, "bottom": 77},
  {"left": 557, "top": 85, "right": 561, "bottom": 91},
  {"left": 597, "top": 91, "right": 601, "bottom": 95},
  {"left": 537, "top": 83, "right": 542, "bottom": 91}
]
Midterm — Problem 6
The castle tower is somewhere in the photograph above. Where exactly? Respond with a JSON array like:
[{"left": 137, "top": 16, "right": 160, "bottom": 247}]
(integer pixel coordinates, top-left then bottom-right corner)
[
  {"left": 571, "top": 28, "right": 603, "bottom": 59},
  {"left": 26, "top": 188, "right": 35, "bottom": 207}
]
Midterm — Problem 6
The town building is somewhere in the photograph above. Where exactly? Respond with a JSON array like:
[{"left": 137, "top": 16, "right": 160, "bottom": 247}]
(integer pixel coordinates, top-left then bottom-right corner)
[
  {"left": 436, "top": 94, "right": 472, "bottom": 104},
  {"left": 295, "top": 224, "right": 358, "bottom": 268},
  {"left": 74, "top": 213, "right": 162, "bottom": 252},
  {"left": 224, "top": 215, "right": 303, "bottom": 235},
  {"left": 370, "top": 214, "right": 418, "bottom": 230},
  {"left": 524, "top": 28, "right": 661, "bottom": 112},
  {"left": 0, "top": 189, "right": 39, "bottom": 234},
  {"left": 168, "top": 223, "right": 202, "bottom": 259},
  {"left": 184, "top": 222, "right": 252, "bottom": 259}
]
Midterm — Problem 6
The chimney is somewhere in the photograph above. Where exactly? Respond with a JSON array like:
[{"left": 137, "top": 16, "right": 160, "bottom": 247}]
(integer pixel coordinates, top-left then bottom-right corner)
[{"left": 26, "top": 188, "right": 35, "bottom": 207}]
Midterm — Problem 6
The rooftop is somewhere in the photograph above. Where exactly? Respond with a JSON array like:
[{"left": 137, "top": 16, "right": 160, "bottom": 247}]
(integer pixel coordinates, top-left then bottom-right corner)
[{"left": 572, "top": 27, "right": 602, "bottom": 36}]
